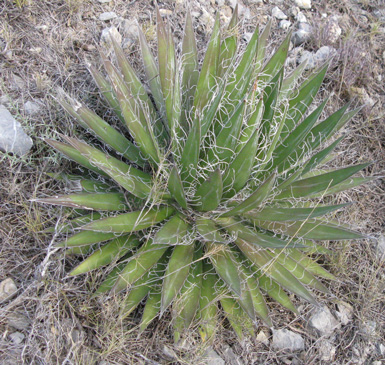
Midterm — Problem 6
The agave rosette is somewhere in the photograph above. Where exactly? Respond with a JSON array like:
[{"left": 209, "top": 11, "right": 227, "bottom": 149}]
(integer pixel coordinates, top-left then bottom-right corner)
[{"left": 38, "top": 7, "right": 370, "bottom": 341}]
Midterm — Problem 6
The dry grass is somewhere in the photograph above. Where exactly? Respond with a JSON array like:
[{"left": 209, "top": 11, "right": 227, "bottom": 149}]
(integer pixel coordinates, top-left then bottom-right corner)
[{"left": 0, "top": 0, "right": 384, "bottom": 364}]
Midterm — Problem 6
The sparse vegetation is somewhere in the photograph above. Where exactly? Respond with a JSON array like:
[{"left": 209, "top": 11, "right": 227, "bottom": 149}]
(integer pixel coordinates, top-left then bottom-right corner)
[{"left": 0, "top": 1, "right": 384, "bottom": 364}]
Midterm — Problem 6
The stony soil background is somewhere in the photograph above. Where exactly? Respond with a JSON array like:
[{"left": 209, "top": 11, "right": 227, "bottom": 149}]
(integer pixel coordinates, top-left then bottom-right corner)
[{"left": 0, "top": 0, "right": 384, "bottom": 364}]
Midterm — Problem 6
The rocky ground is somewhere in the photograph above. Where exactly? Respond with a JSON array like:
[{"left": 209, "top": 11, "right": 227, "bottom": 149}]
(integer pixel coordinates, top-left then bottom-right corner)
[{"left": 0, "top": 0, "right": 384, "bottom": 364}]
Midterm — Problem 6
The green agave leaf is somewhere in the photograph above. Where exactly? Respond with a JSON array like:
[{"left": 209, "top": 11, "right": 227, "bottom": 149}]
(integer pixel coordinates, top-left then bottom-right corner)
[
  {"left": 180, "top": 9, "right": 199, "bottom": 114},
  {"left": 47, "top": 173, "right": 115, "bottom": 193},
  {"left": 206, "top": 242, "right": 242, "bottom": 297},
  {"left": 242, "top": 265, "right": 272, "bottom": 327},
  {"left": 208, "top": 100, "right": 246, "bottom": 165},
  {"left": 60, "top": 100, "right": 145, "bottom": 165},
  {"left": 244, "top": 203, "right": 349, "bottom": 222},
  {"left": 273, "top": 98, "right": 328, "bottom": 172},
  {"left": 194, "top": 169, "right": 223, "bottom": 212},
  {"left": 101, "top": 55, "right": 161, "bottom": 165},
  {"left": 196, "top": 218, "right": 227, "bottom": 244},
  {"left": 217, "top": 217, "right": 305, "bottom": 249},
  {"left": 65, "top": 245, "right": 94, "bottom": 256},
  {"left": 161, "top": 243, "right": 195, "bottom": 312},
  {"left": 153, "top": 214, "right": 189, "bottom": 245},
  {"left": 260, "top": 30, "right": 291, "bottom": 84},
  {"left": 222, "top": 128, "right": 260, "bottom": 199},
  {"left": 256, "top": 68, "right": 284, "bottom": 156},
  {"left": 56, "top": 230, "right": 117, "bottom": 248},
  {"left": 200, "top": 80, "right": 226, "bottom": 137},
  {"left": 221, "top": 172, "right": 276, "bottom": 217},
  {"left": 45, "top": 139, "right": 108, "bottom": 178},
  {"left": 218, "top": 24, "right": 259, "bottom": 120},
  {"left": 254, "top": 19, "right": 271, "bottom": 76},
  {"left": 113, "top": 239, "right": 169, "bottom": 293},
  {"left": 94, "top": 262, "right": 126, "bottom": 295},
  {"left": 301, "top": 137, "right": 344, "bottom": 177},
  {"left": 256, "top": 271, "right": 298, "bottom": 314},
  {"left": 334, "top": 106, "right": 361, "bottom": 134},
  {"left": 70, "top": 235, "right": 140, "bottom": 276},
  {"left": 121, "top": 262, "right": 165, "bottom": 318},
  {"left": 173, "top": 245, "right": 203, "bottom": 342},
  {"left": 115, "top": 83, "right": 161, "bottom": 166},
  {"left": 199, "top": 261, "right": 218, "bottom": 342},
  {"left": 267, "top": 250, "right": 329, "bottom": 293},
  {"left": 82, "top": 206, "right": 174, "bottom": 233},
  {"left": 275, "top": 163, "right": 370, "bottom": 199},
  {"left": 234, "top": 239, "right": 317, "bottom": 305},
  {"left": 111, "top": 36, "right": 168, "bottom": 144},
  {"left": 64, "top": 136, "right": 152, "bottom": 199},
  {"left": 193, "top": 13, "right": 221, "bottom": 117},
  {"left": 277, "top": 137, "right": 344, "bottom": 190},
  {"left": 281, "top": 63, "right": 328, "bottom": 140},
  {"left": 282, "top": 249, "right": 336, "bottom": 281},
  {"left": 45, "top": 212, "right": 102, "bottom": 233},
  {"left": 138, "top": 25, "right": 166, "bottom": 121},
  {"left": 156, "top": 9, "right": 181, "bottom": 140},
  {"left": 279, "top": 59, "right": 308, "bottom": 101},
  {"left": 168, "top": 166, "right": 188, "bottom": 209},
  {"left": 284, "top": 104, "right": 350, "bottom": 172},
  {"left": 218, "top": 4, "right": 238, "bottom": 78},
  {"left": 140, "top": 287, "right": 162, "bottom": 332},
  {"left": 236, "top": 98, "right": 264, "bottom": 152},
  {"left": 180, "top": 116, "right": 201, "bottom": 184},
  {"left": 220, "top": 296, "right": 254, "bottom": 340},
  {"left": 34, "top": 192, "right": 128, "bottom": 211},
  {"left": 306, "top": 176, "right": 375, "bottom": 198},
  {"left": 231, "top": 255, "right": 256, "bottom": 321},
  {"left": 88, "top": 64, "right": 125, "bottom": 123},
  {"left": 255, "top": 219, "right": 365, "bottom": 240}
]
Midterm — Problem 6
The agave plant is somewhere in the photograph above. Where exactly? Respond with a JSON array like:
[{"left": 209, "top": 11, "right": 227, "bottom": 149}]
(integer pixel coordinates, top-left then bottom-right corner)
[{"left": 38, "top": 7, "right": 370, "bottom": 341}]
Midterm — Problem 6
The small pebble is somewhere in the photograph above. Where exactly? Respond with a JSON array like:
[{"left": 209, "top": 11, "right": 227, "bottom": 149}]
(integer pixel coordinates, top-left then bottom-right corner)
[
  {"left": 99, "top": 12, "right": 117, "bottom": 21},
  {"left": 159, "top": 9, "right": 173, "bottom": 17},
  {"left": 24, "top": 101, "right": 41, "bottom": 116},
  {"left": 296, "top": 11, "right": 307, "bottom": 23},
  {"left": 10, "top": 332, "right": 25, "bottom": 345},
  {"left": 295, "top": 0, "right": 311, "bottom": 9},
  {"left": 279, "top": 20, "right": 292, "bottom": 30}
]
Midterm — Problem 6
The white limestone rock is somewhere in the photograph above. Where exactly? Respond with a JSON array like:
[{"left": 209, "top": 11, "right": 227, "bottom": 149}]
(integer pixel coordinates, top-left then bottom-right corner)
[
  {"left": 0, "top": 105, "right": 33, "bottom": 156},
  {"left": 272, "top": 7, "right": 288, "bottom": 20},
  {"left": 272, "top": 329, "right": 305, "bottom": 351}
]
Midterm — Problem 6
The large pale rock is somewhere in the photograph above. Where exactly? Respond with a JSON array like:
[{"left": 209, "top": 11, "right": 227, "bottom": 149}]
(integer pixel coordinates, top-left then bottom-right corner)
[
  {"left": 272, "top": 329, "right": 305, "bottom": 351},
  {"left": 308, "top": 306, "right": 340, "bottom": 337},
  {"left": 0, "top": 105, "right": 33, "bottom": 156},
  {"left": 0, "top": 278, "right": 17, "bottom": 302}
]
